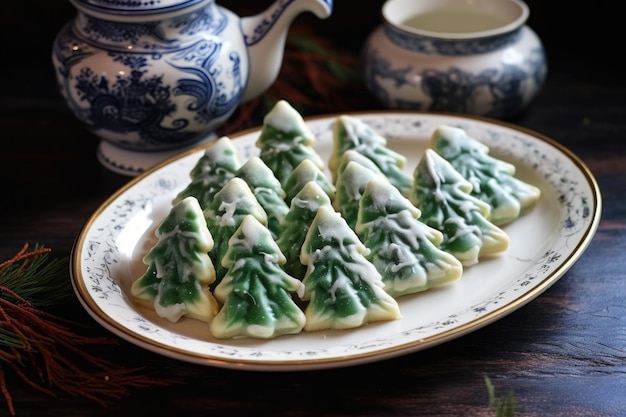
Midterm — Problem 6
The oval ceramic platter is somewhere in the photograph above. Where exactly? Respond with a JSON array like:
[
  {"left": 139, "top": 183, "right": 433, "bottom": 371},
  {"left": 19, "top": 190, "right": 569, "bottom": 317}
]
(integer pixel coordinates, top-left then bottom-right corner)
[{"left": 71, "top": 111, "right": 601, "bottom": 371}]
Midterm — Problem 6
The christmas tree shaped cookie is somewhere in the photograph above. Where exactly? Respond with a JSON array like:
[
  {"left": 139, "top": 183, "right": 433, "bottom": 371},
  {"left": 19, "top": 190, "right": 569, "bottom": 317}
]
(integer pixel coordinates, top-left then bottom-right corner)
[
  {"left": 329, "top": 115, "right": 412, "bottom": 196},
  {"left": 211, "top": 215, "right": 306, "bottom": 339},
  {"left": 255, "top": 100, "right": 325, "bottom": 187},
  {"left": 283, "top": 158, "right": 336, "bottom": 206},
  {"left": 300, "top": 205, "right": 401, "bottom": 331},
  {"left": 234, "top": 156, "right": 289, "bottom": 240},
  {"left": 172, "top": 136, "right": 242, "bottom": 209},
  {"left": 334, "top": 160, "right": 388, "bottom": 230},
  {"left": 356, "top": 178, "right": 463, "bottom": 297},
  {"left": 276, "top": 181, "right": 333, "bottom": 280},
  {"left": 334, "top": 149, "right": 383, "bottom": 185},
  {"left": 204, "top": 177, "right": 268, "bottom": 287},
  {"left": 410, "top": 149, "right": 509, "bottom": 266},
  {"left": 431, "top": 125, "right": 541, "bottom": 225},
  {"left": 131, "top": 196, "right": 219, "bottom": 323}
]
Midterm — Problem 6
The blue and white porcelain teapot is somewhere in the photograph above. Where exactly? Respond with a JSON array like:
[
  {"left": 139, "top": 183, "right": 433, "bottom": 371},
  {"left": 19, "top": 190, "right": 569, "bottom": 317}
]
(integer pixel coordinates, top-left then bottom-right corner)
[{"left": 52, "top": 0, "right": 333, "bottom": 175}]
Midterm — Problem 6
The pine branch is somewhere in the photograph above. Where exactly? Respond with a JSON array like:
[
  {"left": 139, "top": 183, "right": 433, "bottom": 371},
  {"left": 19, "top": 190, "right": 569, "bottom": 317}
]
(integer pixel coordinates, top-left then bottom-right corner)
[
  {"left": 0, "top": 244, "right": 179, "bottom": 416},
  {"left": 220, "top": 31, "right": 368, "bottom": 134}
]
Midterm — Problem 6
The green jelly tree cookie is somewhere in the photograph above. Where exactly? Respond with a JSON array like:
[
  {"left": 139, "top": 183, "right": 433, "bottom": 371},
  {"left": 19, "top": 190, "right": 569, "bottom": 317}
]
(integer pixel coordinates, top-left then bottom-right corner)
[
  {"left": 329, "top": 115, "right": 412, "bottom": 196},
  {"left": 131, "top": 196, "right": 219, "bottom": 323},
  {"left": 334, "top": 160, "right": 388, "bottom": 230},
  {"left": 283, "top": 158, "right": 336, "bottom": 206},
  {"left": 334, "top": 149, "right": 383, "bottom": 185},
  {"left": 204, "top": 177, "right": 267, "bottom": 288},
  {"left": 211, "top": 215, "right": 306, "bottom": 339},
  {"left": 276, "top": 181, "right": 333, "bottom": 280},
  {"left": 356, "top": 178, "right": 463, "bottom": 298},
  {"left": 172, "top": 136, "right": 242, "bottom": 209},
  {"left": 234, "top": 156, "right": 288, "bottom": 240},
  {"left": 431, "top": 125, "right": 541, "bottom": 225},
  {"left": 255, "top": 100, "right": 324, "bottom": 187},
  {"left": 410, "top": 149, "right": 509, "bottom": 266},
  {"left": 300, "top": 205, "right": 401, "bottom": 332}
]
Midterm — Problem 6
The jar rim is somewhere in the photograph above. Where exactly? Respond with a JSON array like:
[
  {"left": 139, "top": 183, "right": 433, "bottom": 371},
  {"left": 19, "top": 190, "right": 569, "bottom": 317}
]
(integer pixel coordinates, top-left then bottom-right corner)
[{"left": 382, "top": 0, "right": 529, "bottom": 40}]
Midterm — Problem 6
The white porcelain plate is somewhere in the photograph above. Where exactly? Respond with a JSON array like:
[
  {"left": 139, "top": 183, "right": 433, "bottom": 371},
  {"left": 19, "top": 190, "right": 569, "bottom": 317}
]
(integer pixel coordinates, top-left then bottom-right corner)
[{"left": 71, "top": 111, "right": 601, "bottom": 371}]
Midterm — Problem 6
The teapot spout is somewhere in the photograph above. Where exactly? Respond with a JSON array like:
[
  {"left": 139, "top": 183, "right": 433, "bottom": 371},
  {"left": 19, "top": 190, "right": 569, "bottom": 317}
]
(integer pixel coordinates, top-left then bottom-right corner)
[{"left": 240, "top": 0, "right": 333, "bottom": 102}]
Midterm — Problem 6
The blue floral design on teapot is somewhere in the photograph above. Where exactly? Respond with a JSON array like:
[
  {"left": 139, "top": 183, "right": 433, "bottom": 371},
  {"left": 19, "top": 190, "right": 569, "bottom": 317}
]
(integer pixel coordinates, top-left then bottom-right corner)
[{"left": 52, "top": 0, "right": 333, "bottom": 175}]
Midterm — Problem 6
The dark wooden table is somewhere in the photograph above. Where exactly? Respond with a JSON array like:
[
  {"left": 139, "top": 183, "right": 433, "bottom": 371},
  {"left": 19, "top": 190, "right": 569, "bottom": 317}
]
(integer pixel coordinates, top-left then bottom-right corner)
[{"left": 1, "top": 1, "right": 625, "bottom": 416}]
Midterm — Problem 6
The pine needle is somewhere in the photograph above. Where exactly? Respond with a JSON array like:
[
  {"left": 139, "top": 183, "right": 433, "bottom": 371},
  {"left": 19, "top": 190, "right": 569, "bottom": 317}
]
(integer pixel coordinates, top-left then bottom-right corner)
[
  {"left": 0, "top": 244, "right": 71, "bottom": 306},
  {"left": 485, "top": 375, "right": 519, "bottom": 417}
]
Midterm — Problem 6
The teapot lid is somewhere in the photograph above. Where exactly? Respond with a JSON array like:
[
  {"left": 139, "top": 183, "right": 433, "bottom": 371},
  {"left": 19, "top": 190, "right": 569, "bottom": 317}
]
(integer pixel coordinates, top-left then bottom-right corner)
[{"left": 71, "top": 0, "right": 208, "bottom": 15}]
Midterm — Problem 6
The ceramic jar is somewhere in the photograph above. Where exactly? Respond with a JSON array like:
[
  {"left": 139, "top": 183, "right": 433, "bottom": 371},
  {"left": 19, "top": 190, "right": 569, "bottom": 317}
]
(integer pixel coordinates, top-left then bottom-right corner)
[
  {"left": 52, "top": 0, "right": 333, "bottom": 175},
  {"left": 361, "top": 0, "right": 546, "bottom": 120}
]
